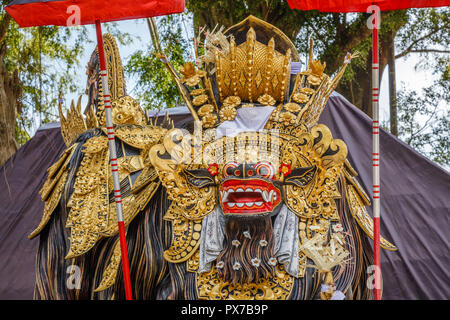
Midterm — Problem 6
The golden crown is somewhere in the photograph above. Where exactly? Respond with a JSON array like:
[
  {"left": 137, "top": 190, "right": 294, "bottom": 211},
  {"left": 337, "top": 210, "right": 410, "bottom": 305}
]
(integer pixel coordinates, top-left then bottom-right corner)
[
  {"left": 160, "top": 15, "right": 354, "bottom": 132},
  {"left": 214, "top": 27, "right": 291, "bottom": 104}
]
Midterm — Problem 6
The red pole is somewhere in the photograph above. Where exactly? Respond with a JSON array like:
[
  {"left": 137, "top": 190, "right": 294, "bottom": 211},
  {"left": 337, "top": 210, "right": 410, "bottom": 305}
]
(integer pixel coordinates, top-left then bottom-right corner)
[
  {"left": 95, "top": 20, "right": 133, "bottom": 300},
  {"left": 371, "top": 5, "right": 382, "bottom": 300}
]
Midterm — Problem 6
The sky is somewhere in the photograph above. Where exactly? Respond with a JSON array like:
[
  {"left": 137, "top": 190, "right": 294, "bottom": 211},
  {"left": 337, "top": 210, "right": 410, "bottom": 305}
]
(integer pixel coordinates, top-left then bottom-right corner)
[{"left": 44, "top": 17, "right": 443, "bottom": 137}]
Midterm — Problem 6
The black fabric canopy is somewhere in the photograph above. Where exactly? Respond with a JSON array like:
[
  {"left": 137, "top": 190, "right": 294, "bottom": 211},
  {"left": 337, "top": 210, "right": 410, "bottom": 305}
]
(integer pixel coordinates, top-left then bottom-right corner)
[{"left": 0, "top": 93, "right": 448, "bottom": 299}]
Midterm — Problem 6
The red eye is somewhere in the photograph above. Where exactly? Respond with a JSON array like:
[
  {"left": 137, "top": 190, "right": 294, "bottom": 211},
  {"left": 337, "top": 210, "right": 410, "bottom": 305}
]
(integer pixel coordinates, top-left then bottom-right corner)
[
  {"left": 255, "top": 161, "right": 275, "bottom": 179},
  {"left": 223, "top": 162, "right": 238, "bottom": 177}
]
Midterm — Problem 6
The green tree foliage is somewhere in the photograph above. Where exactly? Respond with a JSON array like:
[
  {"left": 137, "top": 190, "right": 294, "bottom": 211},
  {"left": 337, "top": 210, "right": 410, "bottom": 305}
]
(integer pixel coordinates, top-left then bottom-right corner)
[
  {"left": 0, "top": 0, "right": 132, "bottom": 161},
  {"left": 7, "top": 24, "right": 90, "bottom": 144},
  {"left": 397, "top": 79, "right": 449, "bottom": 167},
  {"left": 125, "top": 14, "right": 191, "bottom": 110}
]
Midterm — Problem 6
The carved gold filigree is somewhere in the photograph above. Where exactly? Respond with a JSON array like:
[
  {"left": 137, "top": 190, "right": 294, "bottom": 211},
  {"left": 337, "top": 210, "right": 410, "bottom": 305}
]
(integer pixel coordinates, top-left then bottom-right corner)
[
  {"left": 257, "top": 93, "right": 276, "bottom": 106},
  {"left": 163, "top": 206, "right": 202, "bottom": 263},
  {"left": 150, "top": 128, "right": 218, "bottom": 221},
  {"left": 60, "top": 122, "right": 164, "bottom": 259},
  {"left": 299, "top": 87, "right": 315, "bottom": 95},
  {"left": 222, "top": 96, "right": 241, "bottom": 108},
  {"left": 65, "top": 136, "right": 110, "bottom": 258},
  {"left": 283, "top": 102, "right": 301, "bottom": 113},
  {"left": 29, "top": 145, "right": 77, "bottom": 239},
  {"left": 212, "top": 27, "right": 291, "bottom": 103},
  {"left": 279, "top": 111, "right": 297, "bottom": 125},
  {"left": 281, "top": 125, "right": 347, "bottom": 220},
  {"left": 180, "top": 62, "right": 206, "bottom": 87},
  {"left": 345, "top": 182, "right": 397, "bottom": 251},
  {"left": 37, "top": 19, "right": 399, "bottom": 299},
  {"left": 299, "top": 232, "right": 349, "bottom": 272},
  {"left": 59, "top": 97, "right": 87, "bottom": 147},
  {"left": 198, "top": 104, "right": 214, "bottom": 117},
  {"left": 191, "top": 88, "right": 206, "bottom": 96},
  {"left": 95, "top": 34, "right": 127, "bottom": 126},
  {"left": 94, "top": 238, "right": 121, "bottom": 292},
  {"left": 292, "top": 92, "right": 309, "bottom": 104},
  {"left": 197, "top": 264, "right": 294, "bottom": 300},
  {"left": 111, "top": 96, "right": 146, "bottom": 126},
  {"left": 106, "top": 125, "right": 167, "bottom": 150},
  {"left": 187, "top": 247, "right": 200, "bottom": 273},
  {"left": 219, "top": 106, "right": 237, "bottom": 121},
  {"left": 192, "top": 94, "right": 209, "bottom": 107},
  {"left": 201, "top": 114, "right": 218, "bottom": 128}
]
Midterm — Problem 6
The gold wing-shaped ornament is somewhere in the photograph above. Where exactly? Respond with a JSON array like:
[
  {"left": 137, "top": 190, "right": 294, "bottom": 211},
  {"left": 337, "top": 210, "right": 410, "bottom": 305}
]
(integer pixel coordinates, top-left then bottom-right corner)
[
  {"left": 30, "top": 122, "right": 168, "bottom": 292},
  {"left": 29, "top": 143, "right": 77, "bottom": 239},
  {"left": 65, "top": 124, "right": 166, "bottom": 293},
  {"left": 59, "top": 97, "right": 86, "bottom": 147},
  {"left": 31, "top": 33, "right": 173, "bottom": 292},
  {"left": 149, "top": 128, "right": 218, "bottom": 268},
  {"left": 343, "top": 160, "right": 397, "bottom": 251},
  {"left": 30, "top": 96, "right": 101, "bottom": 240}
]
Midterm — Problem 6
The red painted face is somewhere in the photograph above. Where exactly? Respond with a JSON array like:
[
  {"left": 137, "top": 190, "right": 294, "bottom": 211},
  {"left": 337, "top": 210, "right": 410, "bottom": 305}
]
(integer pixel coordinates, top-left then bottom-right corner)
[{"left": 219, "top": 178, "right": 282, "bottom": 216}]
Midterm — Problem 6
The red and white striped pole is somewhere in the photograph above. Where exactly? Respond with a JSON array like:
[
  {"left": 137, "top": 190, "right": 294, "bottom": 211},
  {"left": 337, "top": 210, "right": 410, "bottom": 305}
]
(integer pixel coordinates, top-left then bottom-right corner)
[
  {"left": 371, "top": 6, "right": 382, "bottom": 300},
  {"left": 95, "top": 20, "right": 133, "bottom": 300}
]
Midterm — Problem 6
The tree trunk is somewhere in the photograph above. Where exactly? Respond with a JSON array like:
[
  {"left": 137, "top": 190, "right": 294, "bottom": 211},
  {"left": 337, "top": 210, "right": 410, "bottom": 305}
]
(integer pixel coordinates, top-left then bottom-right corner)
[
  {"left": 387, "top": 35, "right": 398, "bottom": 136},
  {"left": 336, "top": 11, "right": 407, "bottom": 116},
  {"left": 0, "top": 15, "right": 22, "bottom": 166}
]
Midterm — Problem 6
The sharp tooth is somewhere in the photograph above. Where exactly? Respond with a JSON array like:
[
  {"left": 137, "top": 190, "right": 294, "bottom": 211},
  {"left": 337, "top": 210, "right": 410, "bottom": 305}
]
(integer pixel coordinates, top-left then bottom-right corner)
[
  {"left": 255, "top": 202, "right": 263, "bottom": 206},
  {"left": 262, "top": 190, "right": 269, "bottom": 202},
  {"left": 227, "top": 202, "right": 236, "bottom": 207},
  {"left": 220, "top": 191, "right": 223, "bottom": 198},
  {"left": 255, "top": 188, "right": 262, "bottom": 194},
  {"left": 236, "top": 203, "right": 245, "bottom": 208},
  {"left": 245, "top": 188, "right": 253, "bottom": 192},
  {"left": 236, "top": 188, "right": 244, "bottom": 192},
  {"left": 273, "top": 193, "right": 277, "bottom": 201},
  {"left": 222, "top": 191, "right": 228, "bottom": 202},
  {"left": 269, "top": 190, "right": 274, "bottom": 203},
  {"left": 245, "top": 202, "right": 254, "bottom": 207}
]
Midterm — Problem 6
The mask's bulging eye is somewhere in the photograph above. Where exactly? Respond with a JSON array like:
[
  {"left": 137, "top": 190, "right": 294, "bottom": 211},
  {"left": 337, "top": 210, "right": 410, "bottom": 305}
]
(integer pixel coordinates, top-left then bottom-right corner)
[
  {"left": 255, "top": 161, "right": 275, "bottom": 179},
  {"left": 223, "top": 161, "right": 239, "bottom": 178}
]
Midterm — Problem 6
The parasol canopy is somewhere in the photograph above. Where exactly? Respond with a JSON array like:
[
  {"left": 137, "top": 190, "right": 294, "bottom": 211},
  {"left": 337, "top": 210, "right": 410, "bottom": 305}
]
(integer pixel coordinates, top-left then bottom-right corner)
[
  {"left": 5, "top": 0, "right": 185, "bottom": 27},
  {"left": 287, "top": 0, "right": 450, "bottom": 12}
]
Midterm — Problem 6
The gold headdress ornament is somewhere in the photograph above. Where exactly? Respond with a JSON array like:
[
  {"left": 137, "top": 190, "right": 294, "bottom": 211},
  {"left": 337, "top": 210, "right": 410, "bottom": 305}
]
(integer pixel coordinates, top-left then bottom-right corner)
[{"left": 161, "top": 15, "right": 354, "bottom": 132}]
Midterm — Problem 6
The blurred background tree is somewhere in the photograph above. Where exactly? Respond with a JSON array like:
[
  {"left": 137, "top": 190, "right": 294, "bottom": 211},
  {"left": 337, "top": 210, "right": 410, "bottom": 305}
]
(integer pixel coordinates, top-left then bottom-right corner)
[
  {"left": 0, "top": 0, "right": 131, "bottom": 165},
  {"left": 0, "top": 0, "right": 448, "bottom": 167}
]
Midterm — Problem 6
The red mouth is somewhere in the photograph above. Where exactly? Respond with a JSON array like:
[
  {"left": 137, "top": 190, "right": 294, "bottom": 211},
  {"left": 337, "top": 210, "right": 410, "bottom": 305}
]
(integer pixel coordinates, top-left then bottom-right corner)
[{"left": 219, "top": 179, "right": 282, "bottom": 215}]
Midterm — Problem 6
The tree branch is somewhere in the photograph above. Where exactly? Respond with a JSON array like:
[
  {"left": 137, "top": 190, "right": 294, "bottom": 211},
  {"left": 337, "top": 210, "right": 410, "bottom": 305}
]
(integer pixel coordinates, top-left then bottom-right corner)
[
  {"left": 395, "top": 48, "right": 450, "bottom": 59},
  {"left": 411, "top": 104, "right": 439, "bottom": 139},
  {"left": 394, "top": 27, "right": 445, "bottom": 59},
  {"left": 305, "top": 19, "right": 326, "bottom": 47}
]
